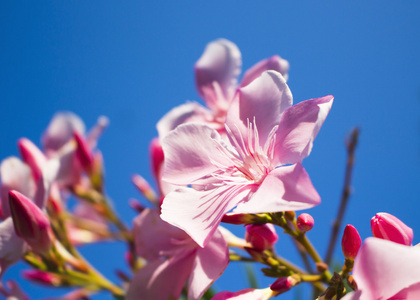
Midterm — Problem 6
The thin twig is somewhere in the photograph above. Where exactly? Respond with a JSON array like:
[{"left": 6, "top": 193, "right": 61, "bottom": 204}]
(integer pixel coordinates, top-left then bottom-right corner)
[{"left": 325, "top": 128, "right": 360, "bottom": 265}]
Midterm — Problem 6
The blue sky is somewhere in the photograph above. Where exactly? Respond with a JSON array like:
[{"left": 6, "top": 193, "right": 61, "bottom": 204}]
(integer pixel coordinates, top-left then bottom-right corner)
[{"left": 1, "top": 1, "right": 420, "bottom": 299}]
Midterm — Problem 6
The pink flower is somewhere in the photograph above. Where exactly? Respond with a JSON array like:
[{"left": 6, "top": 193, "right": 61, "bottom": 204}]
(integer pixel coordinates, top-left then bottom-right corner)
[
  {"left": 371, "top": 212, "right": 413, "bottom": 246},
  {"left": 341, "top": 237, "right": 420, "bottom": 300},
  {"left": 157, "top": 39, "right": 289, "bottom": 138},
  {"left": 161, "top": 70, "right": 333, "bottom": 246},
  {"left": 42, "top": 112, "right": 108, "bottom": 187},
  {"left": 0, "top": 159, "right": 58, "bottom": 274},
  {"left": 126, "top": 209, "right": 228, "bottom": 300}
]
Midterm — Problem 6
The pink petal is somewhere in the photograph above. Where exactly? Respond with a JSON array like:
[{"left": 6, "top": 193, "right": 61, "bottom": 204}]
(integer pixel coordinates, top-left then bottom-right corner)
[
  {"left": 133, "top": 209, "right": 190, "bottom": 260},
  {"left": 340, "top": 291, "right": 362, "bottom": 300},
  {"left": 195, "top": 39, "right": 241, "bottom": 111},
  {"left": 390, "top": 282, "right": 420, "bottom": 299},
  {"left": 55, "top": 144, "right": 81, "bottom": 187},
  {"left": 0, "top": 218, "right": 27, "bottom": 274},
  {"left": 240, "top": 55, "right": 290, "bottom": 88},
  {"left": 42, "top": 112, "right": 85, "bottom": 154},
  {"left": 162, "top": 123, "right": 232, "bottom": 186},
  {"left": 161, "top": 185, "right": 253, "bottom": 247},
  {"left": 226, "top": 71, "right": 292, "bottom": 149},
  {"left": 0, "top": 157, "right": 35, "bottom": 219},
  {"left": 273, "top": 95, "right": 333, "bottom": 165},
  {"left": 212, "top": 288, "right": 273, "bottom": 300},
  {"left": 234, "top": 164, "right": 320, "bottom": 214},
  {"left": 188, "top": 229, "right": 229, "bottom": 300},
  {"left": 126, "top": 251, "right": 195, "bottom": 300},
  {"left": 33, "top": 159, "right": 59, "bottom": 208},
  {"left": 353, "top": 237, "right": 420, "bottom": 300},
  {"left": 156, "top": 102, "right": 215, "bottom": 139}
]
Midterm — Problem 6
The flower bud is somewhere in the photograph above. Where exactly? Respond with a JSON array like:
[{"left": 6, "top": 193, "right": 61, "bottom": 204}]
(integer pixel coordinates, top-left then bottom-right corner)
[
  {"left": 132, "top": 174, "right": 158, "bottom": 203},
  {"left": 371, "top": 212, "right": 413, "bottom": 246},
  {"left": 245, "top": 224, "right": 278, "bottom": 251},
  {"left": 296, "top": 213, "right": 314, "bottom": 232},
  {"left": 73, "top": 131, "right": 93, "bottom": 173},
  {"left": 9, "top": 190, "right": 53, "bottom": 254},
  {"left": 17, "top": 138, "right": 47, "bottom": 183},
  {"left": 221, "top": 213, "right": 255, "bottom": 225},
  {"left": 149, "top": 138, "right": 164, "bottom": 179},
  {"left": 341, "top": 224, "right": 361, "bottom": 260},
  {"left": 22, "top": 270, "right": 62, "bottom": 286},
  {"left": 270, "top": 275, "right": 299, "bottom": 293}
]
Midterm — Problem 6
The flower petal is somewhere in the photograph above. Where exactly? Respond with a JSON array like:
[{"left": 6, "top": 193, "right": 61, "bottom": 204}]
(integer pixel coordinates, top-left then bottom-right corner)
[
  {"left": 188, "top": 229, "right": 229, "bottom": 300},
  {"left": 212, "top": 288, "right": 274, "bottom": 300},
  {"left": 161, "top": 185, "right": 252, "bottom": 247},
  {"left": 162, "top": 123, "right": 232, "bottom": 185},
  {"left": 126, "top": 251, "right": 195, "bottom": 300},
  {"left": 133, "top": 209, "right": 190, "bottom": 260},
  {"left": 226, "top": 71, "right": 292, "bottom": 149},
  {"left": 240, "top": 55, "right": 290, "bottom": 87},
  {"left": 156, "top": 102, "right": 215, "bottom": 139},
  {"left": 42, "top": 112, "right": 85, "bottom": 154},
  {"left": 0, "top": 157, "right": 35, "bottom": 219},
  {"left": 353, "top": 237, "right": 420, "bottom": 300},
  {"left": 273, "top": 95, "right": 333, "bottom": 165},
  {"left": 195, "top": 39, "right": 241, "bottom": 111},
  {"left": 234, "top": 164, "right": 320, "bottom": 214},
  {"left": 0, "top": 218, "right": 27, "bottom": 274}
]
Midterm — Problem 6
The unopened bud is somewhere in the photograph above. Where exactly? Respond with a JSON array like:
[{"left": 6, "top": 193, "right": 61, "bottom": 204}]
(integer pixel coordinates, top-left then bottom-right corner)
[
  {"left": 222, "top": 213, "right": 254, "bottom": 225},
  {"left": 149, "top": 138, "right": 164, "bottom": 179},
  {"left": 128, "top": 198, "right": 145, "bottom": 213},
  {"left": 341, "top": 224, "right": 361, "bottom": 260},
  {"left": 270, "top": 275, "right": 299, "bottom": 293},
  {"left": 22, "top": 270, "right": 62, "bottom": 286},
  {"left": 371, "top": 212, "right": 413, "bottom": 246},
  {"left": 245, "top": 224, "right": 278, "bottom": 251},
  {"left": 9, "top": 190, "right": 53, "bottom": 254},
  {"left": 296, "top": 213, "right": 314, "bottom": 232},
  {"left": 132, "top": 174, "right": 158, "bottom": 204},
  {"left": 17, "top": 138, "right": 47, "bottom": 183},
  {"left": 73, "top": 131, "right": 94, "bottom": 173}
]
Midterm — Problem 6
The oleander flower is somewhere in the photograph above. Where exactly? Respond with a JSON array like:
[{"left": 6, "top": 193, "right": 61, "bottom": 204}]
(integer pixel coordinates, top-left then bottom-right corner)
[
  {"left": 127, "top": 209, "right": 228, "bottom": 300},
  {"left": 157, "top": 38, "right": 289, "bottom": 138},
  {"left": 161, "top": 70, "right": 333, "bottom": 246},
  {"left": 342, "top": 237, "right": 420, "bottom": 300}
]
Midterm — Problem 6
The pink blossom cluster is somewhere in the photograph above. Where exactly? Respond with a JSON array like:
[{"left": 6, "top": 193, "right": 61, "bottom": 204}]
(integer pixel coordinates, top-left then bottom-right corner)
[{"left": 0, "top": 39, "right": 418, "bottom": 300}]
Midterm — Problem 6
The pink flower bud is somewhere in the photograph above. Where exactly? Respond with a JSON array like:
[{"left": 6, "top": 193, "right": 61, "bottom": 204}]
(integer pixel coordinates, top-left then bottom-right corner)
[
  {"left": 296, "top": 213, "right": 314, "bottom": 232},
  {"left": 245, "top": 224, "right": 278, "bottom": 251},
  {"left": 371, "top": 212, "right": 413, "bottom": 246},
  {"left": 9, "top": 190, "right": 53, "bottom": 254},
  {"left": 132, "top": 174, "right": 158, "bottom": 203},
  {"left": 270, "top": 276, "right": 299, "bottom": 293},
  {"left": 149, "top": 138, "right": 164, "bottom": 179},
  {"left": 17, "top": 138, "right": 47, "bottom": 184},
  {"left": 221, "top": 213, "right": 255, "bottom": 225},
  {"left": 22, "top": 270, "right": 61, "bottom": 286},
  {"left": 73, "top": 131, "right": 93, "bottom": 173},
  {"left": 341, "top": 224, "right": 361, "bottom": 260}
]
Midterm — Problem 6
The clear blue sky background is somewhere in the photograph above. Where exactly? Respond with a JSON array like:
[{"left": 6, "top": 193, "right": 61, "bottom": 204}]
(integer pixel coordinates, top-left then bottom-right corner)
[{"left": 1, "top": 1, "right": 420, "bottom": 299}]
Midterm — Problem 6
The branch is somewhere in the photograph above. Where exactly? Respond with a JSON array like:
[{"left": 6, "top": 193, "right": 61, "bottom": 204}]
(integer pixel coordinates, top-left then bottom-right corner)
[{"left": 325, "top": 128, "right": 360, "bottom": 265}]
